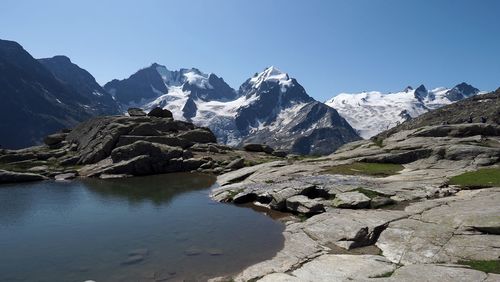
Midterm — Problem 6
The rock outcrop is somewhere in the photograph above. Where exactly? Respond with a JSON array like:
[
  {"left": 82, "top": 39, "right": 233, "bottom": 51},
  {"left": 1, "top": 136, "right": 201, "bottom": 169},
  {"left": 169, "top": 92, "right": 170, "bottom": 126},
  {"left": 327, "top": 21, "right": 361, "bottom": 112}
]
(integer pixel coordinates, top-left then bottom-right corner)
[
  {"left": 210, "top": 122, "right": 500, "bottom": 281},
  {"left": 0, "top": 112, "right": 289, "bottom": 184}
]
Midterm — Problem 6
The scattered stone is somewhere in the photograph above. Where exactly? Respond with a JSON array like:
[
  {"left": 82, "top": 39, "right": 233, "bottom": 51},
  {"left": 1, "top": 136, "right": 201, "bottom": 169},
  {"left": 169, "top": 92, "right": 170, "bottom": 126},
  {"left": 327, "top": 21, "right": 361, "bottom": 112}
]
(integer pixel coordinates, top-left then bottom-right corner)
[
  {"left": 200, "top": 161, "right": 214, "bottom": 169},
  {"left": 226, "top": 158, "right": 245, "bottom": 170},
  {"left": 243, "top": 143, "right": 265, "bottom": 152},
  {"left": 332, "top": 191, "right": 371, "bottom": 209},
  {"left": 182, "top": 158, "right": 207, "bottom": 171},
  {"left": 99, "top": 173, "right": 131, "bottom": 179},
  {"left": 213, "top": 167, "right": 224, "bottom": 174},
  {"left": 272, "top": 150, "right": 288, "bottom": 158},
  {"left": 285, "top": 195, "right": 324, "bottom": 214},
  {"left": 262, "top": 145, "right": 274, "bottom": 154},
  {"left": 54, "top": 172, "right": 76, "bottom": 181},
  {"left": 177, "top": 128, "right": 217, "bottom": 144}
]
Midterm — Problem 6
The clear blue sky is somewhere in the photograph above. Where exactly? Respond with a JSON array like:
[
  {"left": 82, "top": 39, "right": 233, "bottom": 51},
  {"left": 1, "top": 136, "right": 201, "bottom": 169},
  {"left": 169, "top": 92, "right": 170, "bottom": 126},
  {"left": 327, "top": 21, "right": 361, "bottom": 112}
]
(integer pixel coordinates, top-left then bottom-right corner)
[{"left": 1, "top": 0, "right": 499, "bottom": 101}]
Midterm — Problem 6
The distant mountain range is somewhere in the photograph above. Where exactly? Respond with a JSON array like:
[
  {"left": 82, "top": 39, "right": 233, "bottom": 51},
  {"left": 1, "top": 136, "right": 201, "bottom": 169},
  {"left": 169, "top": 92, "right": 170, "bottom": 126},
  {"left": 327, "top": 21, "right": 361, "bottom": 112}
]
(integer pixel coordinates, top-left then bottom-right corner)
[
  {"left": 105, "top": 65, "right": 360, "bottom": 155},
  {"left": 377, "top": 87, "right": 500, "bottom": 139},
  {"left": 326, "top": 83, "right": 482, "bottom": 138},
  {"left": 0, "top": 38, "right": 488, "bottom": 153}
]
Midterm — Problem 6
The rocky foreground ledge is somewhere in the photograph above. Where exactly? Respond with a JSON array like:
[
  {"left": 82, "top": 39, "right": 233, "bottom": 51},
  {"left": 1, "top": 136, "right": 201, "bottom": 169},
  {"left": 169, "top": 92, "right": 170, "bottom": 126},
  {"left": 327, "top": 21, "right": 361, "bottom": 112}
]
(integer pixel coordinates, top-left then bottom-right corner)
[
  {"left": 0, "top": 108, "right": 287, "bottom": 183},
  {"left": 210, "top": 123, "right": 500, "bottom": 281}
]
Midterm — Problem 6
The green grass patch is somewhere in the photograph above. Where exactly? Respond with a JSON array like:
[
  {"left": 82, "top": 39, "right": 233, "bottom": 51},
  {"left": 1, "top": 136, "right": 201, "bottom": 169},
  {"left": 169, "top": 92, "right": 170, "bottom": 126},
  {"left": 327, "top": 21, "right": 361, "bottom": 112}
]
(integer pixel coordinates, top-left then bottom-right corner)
[
  {"left": 458, "top": 260, "right": 500, "bottom": 274},
  {"left": 449, "top": 168, "right": 500, "bottom": 188},
  {"left": 353, "top": 187, "right": 384, "bottom": 199},
  {"left": 226, "top": 189, "right": 244, "bottom": 201},
  {"left": 296, "top": 214, "right": 309, "bottom": 222},
  {"left": 322, "top": 162, "right": 404, "bottom": 177}
]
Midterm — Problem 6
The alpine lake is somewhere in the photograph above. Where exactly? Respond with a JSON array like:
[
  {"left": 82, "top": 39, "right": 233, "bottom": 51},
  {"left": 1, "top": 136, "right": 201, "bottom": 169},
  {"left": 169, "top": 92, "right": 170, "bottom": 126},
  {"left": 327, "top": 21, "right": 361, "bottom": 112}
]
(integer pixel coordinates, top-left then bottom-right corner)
[{"left": 0, "top": 173, "right": 285, "bottom": 281}]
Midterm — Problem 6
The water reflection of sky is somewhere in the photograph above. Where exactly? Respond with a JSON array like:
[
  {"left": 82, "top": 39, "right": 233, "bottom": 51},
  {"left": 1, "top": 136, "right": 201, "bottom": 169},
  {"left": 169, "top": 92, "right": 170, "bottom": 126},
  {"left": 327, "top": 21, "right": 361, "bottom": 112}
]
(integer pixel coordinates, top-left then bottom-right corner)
[{"left": 0, "top": 173, "right": 285, "bottom": 281}]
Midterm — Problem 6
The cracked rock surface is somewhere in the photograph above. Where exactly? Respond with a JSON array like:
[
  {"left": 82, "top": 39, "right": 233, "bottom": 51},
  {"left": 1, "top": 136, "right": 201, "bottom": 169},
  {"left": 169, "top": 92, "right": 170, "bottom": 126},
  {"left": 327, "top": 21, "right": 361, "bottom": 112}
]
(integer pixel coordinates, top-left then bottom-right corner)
[{"left": 210, "top": 124, "right": 500, "bottom": 281}]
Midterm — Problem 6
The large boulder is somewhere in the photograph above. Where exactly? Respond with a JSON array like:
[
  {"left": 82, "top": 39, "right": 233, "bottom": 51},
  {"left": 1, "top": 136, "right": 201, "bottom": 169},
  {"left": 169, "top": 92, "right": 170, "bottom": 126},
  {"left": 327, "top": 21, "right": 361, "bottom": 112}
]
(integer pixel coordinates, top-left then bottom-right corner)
[
  {"left": 285, "top": 195, "right": 325, "bottom": 214},
  {"left": 243, "top": 143, "right": 275, "bottom": 154},
  {"left": 127, "top": 108, "right": 146, "bottom": 117},
  {"left": 243, "top": 143, "right": 265, "bottom": 152},
  {"left": 177, "top": 128, "right": 216, "bottom": 143},
  {"left": 67, "top": 116, "right": 138, "bottom": 164},
  {"left": 332, "top": 191, "right": 371, "bottom": 209},
  {"left": 226, "top": 158, "right": 245, "bottom": 170},
  {"left": 0, "top": 170, "right": 47, "bottom": 184},
  {"left": 147, "top": 107, "right": 173, "bottom": 118},
  {"left": 272, "top": 150, "right": 288, "bottom": 158},
  {"left": 182, "top": 158, "right": 207, "bottom": 171}
]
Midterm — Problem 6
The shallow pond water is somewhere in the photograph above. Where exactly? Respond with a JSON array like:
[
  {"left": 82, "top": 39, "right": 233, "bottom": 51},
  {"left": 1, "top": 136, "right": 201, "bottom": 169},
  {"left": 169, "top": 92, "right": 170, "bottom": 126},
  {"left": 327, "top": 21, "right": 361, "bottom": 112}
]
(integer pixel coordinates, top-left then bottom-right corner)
[{"left": 0, "top": 173, "right": 284, "bottom": 281}]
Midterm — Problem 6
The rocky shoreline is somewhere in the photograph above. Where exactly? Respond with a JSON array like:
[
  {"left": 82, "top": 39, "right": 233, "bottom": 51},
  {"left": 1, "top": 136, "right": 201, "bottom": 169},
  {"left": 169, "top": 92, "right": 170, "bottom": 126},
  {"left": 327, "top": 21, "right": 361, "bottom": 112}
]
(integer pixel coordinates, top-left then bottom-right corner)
[
  {"left": 210, "top": 123, "right": 500, "bottom": 281},
  {"left": 1, "top": 109, "right": 498, "bottom": 281}
]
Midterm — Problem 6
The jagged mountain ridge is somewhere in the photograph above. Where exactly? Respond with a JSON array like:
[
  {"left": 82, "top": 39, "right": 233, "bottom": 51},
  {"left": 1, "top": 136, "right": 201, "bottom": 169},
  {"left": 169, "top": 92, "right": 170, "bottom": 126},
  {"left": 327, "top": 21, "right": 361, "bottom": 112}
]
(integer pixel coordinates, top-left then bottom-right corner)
[
  {"left": 325, "top": 83, "right": 481, "bottom": 138},
  {"left": 0, "top": 39, "right": 119, "bottom": 149},
  {"left": 107, "top": 65, "right": 360, "bottom": 154}
]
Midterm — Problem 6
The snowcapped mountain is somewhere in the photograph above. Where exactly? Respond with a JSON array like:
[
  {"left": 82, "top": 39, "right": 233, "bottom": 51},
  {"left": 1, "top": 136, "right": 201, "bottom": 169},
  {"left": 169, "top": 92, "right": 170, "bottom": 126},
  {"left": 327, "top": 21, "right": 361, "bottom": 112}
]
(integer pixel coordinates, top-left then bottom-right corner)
[
  {"left": 106, "top": 65, "right": 360, "bottom": 154},
  {"left": 233, "top": 67, "right": 359, "bottom": 155},
  {"left": 325, "top": 83, "right": 481, "bottom": 139}
]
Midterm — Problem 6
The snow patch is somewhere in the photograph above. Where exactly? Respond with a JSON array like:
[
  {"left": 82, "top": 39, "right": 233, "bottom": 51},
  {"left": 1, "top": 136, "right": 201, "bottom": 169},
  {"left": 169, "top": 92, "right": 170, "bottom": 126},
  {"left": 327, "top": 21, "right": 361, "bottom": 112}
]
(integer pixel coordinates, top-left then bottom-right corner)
[{"left": 183, "top": 70, "right": 213, "bottom": 89}]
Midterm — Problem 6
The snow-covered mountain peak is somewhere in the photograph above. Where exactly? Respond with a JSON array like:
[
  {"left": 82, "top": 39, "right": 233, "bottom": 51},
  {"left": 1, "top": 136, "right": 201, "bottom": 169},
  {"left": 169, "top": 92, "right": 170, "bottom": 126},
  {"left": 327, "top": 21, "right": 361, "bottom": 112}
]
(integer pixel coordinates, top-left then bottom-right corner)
[{"left": 248, "top": 66, "right": 292, "bottom": 90}]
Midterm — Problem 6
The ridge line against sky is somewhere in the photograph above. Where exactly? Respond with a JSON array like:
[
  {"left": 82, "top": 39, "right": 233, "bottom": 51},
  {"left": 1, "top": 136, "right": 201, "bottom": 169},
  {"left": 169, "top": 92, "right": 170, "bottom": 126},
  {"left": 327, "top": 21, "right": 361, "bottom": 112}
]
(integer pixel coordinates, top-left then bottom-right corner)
[{"left": 1, "top": 0, "right": 499, "bottom": 101}]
